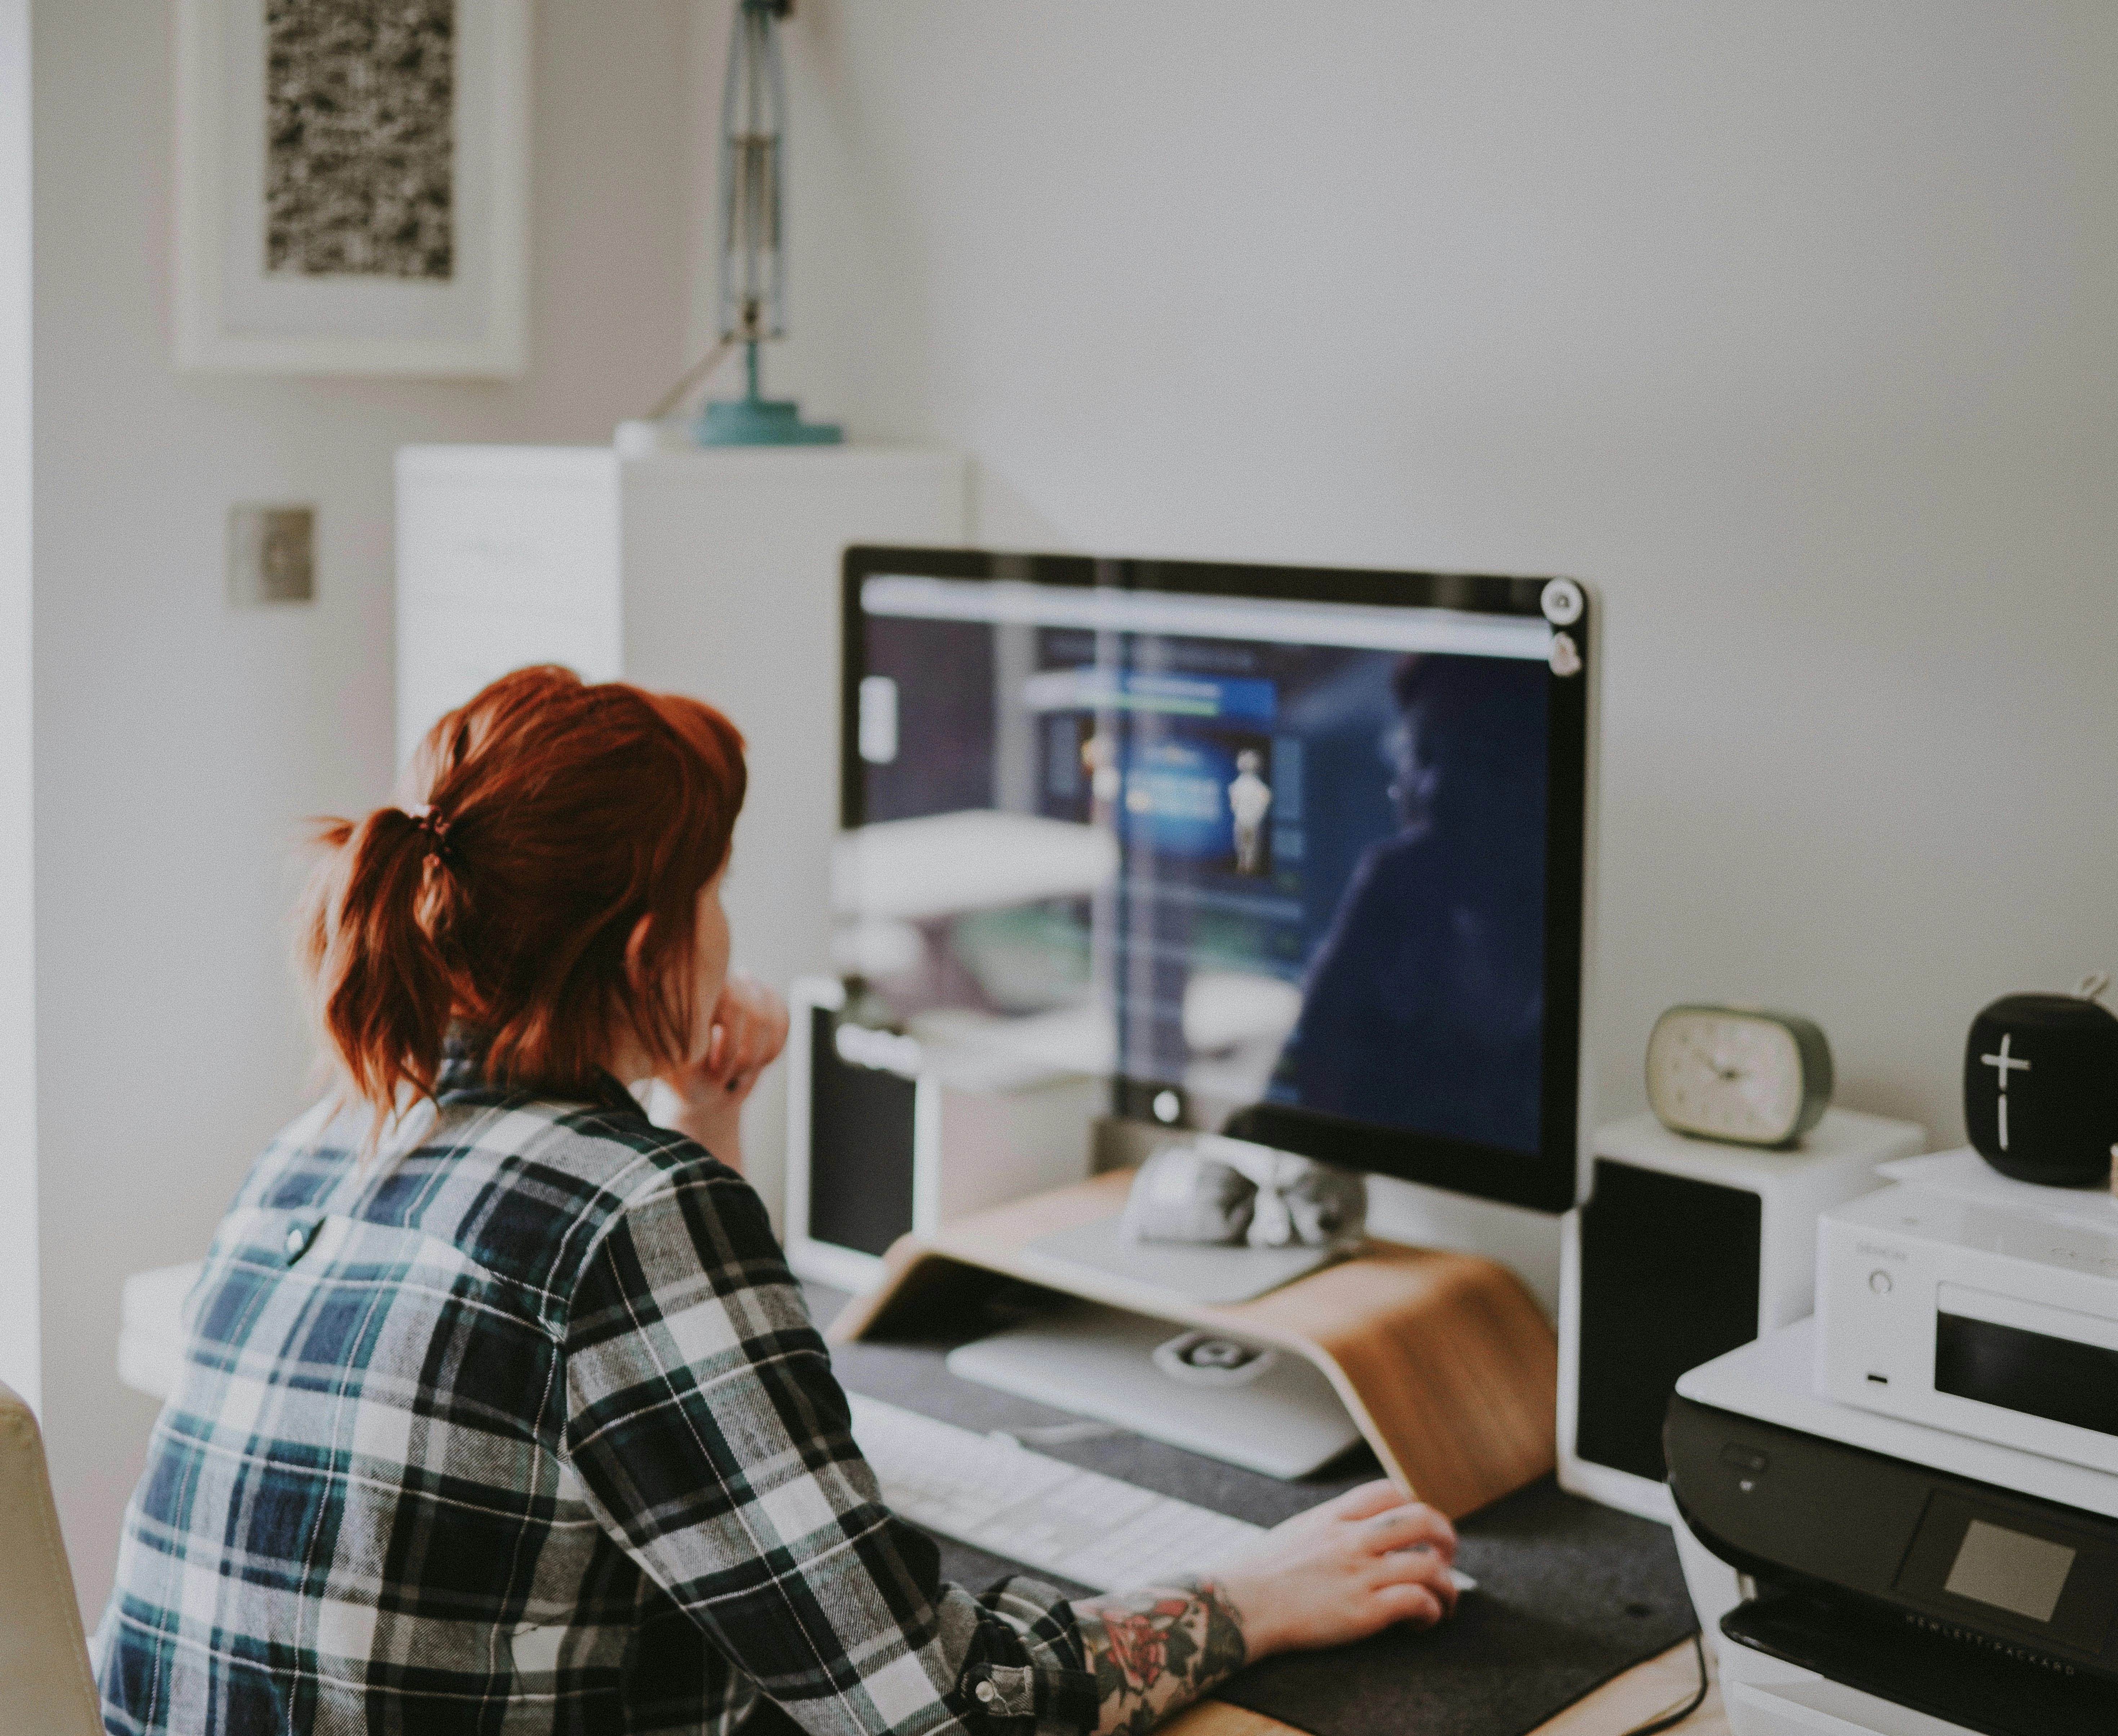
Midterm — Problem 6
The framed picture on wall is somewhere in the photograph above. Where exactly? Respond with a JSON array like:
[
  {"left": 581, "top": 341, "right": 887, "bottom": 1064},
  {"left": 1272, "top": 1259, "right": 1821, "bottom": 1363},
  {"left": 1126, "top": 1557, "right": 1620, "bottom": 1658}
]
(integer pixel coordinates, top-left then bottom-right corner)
[{"left": 173, "top": 0, "right": 530, "bottom": 378}]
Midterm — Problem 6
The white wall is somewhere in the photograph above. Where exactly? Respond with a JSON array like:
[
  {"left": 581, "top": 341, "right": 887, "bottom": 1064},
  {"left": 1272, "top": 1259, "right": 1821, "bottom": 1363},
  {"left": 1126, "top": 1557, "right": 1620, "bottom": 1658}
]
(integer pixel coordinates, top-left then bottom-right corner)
[
  {"left": 35, "top": 0, "right": 699, "bottom": 1614},
  {"left": 0, "top": 0, "right": 33, "bottom": 1414},
  {"left": 32, "top": 0, "right": 2118, "bottom": 1612},
  {"left": 750, "top": 0, "right": 2118, "bottom": 1291}
]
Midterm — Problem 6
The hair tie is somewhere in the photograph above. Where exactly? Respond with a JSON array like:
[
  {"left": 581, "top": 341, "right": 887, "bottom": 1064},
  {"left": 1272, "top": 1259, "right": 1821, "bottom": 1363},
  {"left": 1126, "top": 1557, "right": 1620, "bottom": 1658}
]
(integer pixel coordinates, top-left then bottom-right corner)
[{"left": 411, "top": 805, "right": 457, "bottom": 870}]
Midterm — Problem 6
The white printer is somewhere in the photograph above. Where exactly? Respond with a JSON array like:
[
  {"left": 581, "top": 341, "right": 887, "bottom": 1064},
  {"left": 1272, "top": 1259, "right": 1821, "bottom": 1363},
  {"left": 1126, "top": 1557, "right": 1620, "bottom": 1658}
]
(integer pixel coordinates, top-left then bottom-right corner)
[
  {"left": 1669, "top": 1318, "right": 2118, "bottom": 1736},
  {"left": 1670, "top": 1153, "right": 2118, "bottom": 1736}
]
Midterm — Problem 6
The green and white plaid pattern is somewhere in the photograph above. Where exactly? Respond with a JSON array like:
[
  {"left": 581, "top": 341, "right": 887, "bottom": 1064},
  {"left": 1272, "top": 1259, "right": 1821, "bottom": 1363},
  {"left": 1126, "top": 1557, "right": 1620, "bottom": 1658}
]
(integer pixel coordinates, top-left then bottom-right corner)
[{"left": 95, "top": 1040, "right": 1097, "bottom": 1734}]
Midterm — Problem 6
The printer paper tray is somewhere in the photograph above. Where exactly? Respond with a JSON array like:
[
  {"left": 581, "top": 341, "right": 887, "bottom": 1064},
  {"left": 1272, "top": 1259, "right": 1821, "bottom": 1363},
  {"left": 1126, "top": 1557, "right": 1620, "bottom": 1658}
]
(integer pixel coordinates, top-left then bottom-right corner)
[{"left": 1724, "top": 1587, "right": 2118, "bottom": 1736}]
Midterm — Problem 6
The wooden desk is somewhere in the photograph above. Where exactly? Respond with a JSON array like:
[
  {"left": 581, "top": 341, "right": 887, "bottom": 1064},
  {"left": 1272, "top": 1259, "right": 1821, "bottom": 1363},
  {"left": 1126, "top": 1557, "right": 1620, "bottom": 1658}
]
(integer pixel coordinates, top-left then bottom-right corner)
[{"left": 1171, "top": 1639, "right": 1728, "bottom": 1736}]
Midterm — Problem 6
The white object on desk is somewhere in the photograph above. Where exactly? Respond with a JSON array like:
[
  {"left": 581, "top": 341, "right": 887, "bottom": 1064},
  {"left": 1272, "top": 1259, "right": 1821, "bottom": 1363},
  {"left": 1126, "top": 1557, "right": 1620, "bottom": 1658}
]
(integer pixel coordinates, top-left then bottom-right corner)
[
  {"left": 1560, "top": 1108, "right": 1926, "bottom": 1523},
  {"left": 396, "top": 443, "right": 969, "bottom": 1228},
  {"left": 850, "top": 1392, "right": 1260, "bottom": 1590},
  {"left": 784, "top": 977, "right": 1103, "bottom": 1295},
  {"left": 1817, "top": 1178, "right": 2118, "bottom": 1473},
  {"left": 943, "top": 1300, "right": 1363, "bottom": 1478},
  {"left": 849, "top": 1392, "right": 1475, "bottom": 1597}
]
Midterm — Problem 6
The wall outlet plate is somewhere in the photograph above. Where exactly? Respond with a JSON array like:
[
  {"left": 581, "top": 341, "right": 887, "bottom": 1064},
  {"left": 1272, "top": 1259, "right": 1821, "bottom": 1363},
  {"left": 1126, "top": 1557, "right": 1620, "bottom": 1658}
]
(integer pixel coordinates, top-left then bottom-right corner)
[{"left": 228, "top": 504, "right": 314, "bottom": 604}]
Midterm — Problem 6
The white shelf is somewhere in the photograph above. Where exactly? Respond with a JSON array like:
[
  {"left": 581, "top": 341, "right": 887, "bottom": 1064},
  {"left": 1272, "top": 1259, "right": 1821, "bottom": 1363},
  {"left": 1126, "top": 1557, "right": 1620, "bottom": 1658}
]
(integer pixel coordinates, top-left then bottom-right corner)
[{"left": 396, "top": 443, "right": 970, "bottom": 1217}]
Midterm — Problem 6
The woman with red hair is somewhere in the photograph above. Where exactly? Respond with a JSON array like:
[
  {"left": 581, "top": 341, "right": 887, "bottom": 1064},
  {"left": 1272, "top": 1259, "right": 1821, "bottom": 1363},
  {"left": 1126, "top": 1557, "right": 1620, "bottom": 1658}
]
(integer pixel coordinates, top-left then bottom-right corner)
[{"left": 95, "top": 666, "right": 1458, "bottom": 1736}]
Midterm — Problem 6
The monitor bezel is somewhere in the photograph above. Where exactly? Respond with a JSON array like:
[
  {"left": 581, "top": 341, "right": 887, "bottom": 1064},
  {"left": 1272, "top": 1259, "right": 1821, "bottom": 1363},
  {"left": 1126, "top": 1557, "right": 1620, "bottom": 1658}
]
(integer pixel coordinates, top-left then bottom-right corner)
[{"left": 840, "top": 545, "right": 1593, "bottom": 1214}]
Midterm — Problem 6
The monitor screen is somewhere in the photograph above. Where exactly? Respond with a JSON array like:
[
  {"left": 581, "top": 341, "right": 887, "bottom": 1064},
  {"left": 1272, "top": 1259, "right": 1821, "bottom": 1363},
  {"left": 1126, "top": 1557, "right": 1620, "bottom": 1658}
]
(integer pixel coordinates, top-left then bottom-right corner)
[{"left": 837, "top": 549, "right": 1592, "bottom": 1213}]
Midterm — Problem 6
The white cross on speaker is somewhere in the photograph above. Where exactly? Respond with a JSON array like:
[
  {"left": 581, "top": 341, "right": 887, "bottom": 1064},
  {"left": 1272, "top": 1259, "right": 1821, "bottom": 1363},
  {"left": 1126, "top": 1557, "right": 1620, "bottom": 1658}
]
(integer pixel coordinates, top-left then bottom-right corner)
[{"left": 1980, "top": 1031, "right": 2032, "bottom": 1150}]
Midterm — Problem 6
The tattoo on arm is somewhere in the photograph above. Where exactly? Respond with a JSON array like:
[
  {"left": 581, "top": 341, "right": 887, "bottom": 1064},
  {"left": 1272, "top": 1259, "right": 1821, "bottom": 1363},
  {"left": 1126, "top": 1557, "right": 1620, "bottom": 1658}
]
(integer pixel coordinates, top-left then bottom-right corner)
[{"left": 1077, "top": 1576, "right": 1248, "bottom": 1736}]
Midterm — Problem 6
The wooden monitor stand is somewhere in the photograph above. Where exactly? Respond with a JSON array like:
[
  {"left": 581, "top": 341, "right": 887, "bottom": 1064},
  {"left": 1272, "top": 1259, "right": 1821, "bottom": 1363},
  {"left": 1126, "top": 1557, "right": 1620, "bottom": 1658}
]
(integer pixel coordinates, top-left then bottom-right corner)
[{"left": 827, "top": 1169, "right": 1558, "bottom": 1519}]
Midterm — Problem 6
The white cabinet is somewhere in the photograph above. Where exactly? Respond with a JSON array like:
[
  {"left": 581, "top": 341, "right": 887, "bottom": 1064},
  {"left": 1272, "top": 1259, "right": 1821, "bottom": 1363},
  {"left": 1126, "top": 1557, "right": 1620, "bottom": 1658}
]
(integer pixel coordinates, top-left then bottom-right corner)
[{"left": 396, "top": 443, "right": 969, "bottom": 1220}]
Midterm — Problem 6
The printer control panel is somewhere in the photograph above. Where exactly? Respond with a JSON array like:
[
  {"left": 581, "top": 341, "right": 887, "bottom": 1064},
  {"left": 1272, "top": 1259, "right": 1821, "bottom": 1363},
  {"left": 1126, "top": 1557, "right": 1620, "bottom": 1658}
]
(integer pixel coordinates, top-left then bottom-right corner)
[{"left": 1894, "top": 1488, "right": 2118, "bottom": 1657}]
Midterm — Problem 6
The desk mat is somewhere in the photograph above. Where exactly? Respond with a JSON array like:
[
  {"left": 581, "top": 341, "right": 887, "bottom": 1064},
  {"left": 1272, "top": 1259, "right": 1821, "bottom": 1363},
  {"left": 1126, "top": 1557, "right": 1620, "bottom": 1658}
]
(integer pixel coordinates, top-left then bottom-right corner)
[{"left": 812, "top": 1284, "right": 1698, "bottom": 1736}]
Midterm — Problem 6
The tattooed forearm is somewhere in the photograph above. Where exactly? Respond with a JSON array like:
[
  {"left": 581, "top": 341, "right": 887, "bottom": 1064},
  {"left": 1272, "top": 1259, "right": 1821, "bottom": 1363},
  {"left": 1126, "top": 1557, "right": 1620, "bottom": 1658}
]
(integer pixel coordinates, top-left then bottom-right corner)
[{"left": 1076, "top": 1576, "right": 1249, "bottom": 1736}]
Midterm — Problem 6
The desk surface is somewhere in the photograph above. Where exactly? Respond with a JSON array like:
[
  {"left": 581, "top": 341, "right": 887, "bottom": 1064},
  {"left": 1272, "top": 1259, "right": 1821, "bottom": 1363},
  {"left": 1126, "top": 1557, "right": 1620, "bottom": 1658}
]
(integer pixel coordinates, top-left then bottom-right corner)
[
  {"left": 1176, "top": 1639, "right": 1728, "bottom": 1736},
  {"left": 823, "top": 1272, "right": 1705, "bottom": 1736}
]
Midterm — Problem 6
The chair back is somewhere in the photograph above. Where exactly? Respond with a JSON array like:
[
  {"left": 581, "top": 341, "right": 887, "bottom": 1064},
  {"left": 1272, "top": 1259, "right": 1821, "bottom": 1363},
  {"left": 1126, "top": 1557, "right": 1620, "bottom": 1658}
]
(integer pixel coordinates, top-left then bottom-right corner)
[{"left": 0, "top": 1380, "right": 102, "bottom": 1736}]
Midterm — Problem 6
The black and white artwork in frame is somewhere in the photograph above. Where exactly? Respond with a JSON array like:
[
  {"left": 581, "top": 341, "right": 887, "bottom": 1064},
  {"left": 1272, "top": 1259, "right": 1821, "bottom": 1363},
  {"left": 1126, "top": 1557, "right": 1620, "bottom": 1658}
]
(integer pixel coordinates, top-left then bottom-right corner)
[
  {"left": 175, "top": 0, "right": 527, "bottom": 376},
  {"left": 265, "top": 0, "right": 456, "bottom": 282}
]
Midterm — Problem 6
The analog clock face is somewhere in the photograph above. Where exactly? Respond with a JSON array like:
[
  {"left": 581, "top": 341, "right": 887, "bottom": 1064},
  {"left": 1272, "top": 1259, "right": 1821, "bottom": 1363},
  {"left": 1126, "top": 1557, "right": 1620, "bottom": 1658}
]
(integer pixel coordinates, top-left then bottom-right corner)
[{"left": 1646, "top": 1010, "right": 1808, "bottom": 1145}]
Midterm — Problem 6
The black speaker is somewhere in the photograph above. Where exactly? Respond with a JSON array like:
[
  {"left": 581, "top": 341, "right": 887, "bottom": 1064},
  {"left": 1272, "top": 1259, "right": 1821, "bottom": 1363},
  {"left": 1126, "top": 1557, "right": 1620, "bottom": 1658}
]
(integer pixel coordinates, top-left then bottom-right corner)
[
  {"left": 1559, "top": 1108, "right": 1924, "bottom": 1519},
  {"left": 783, "top": 977, "right": 1100, "bottom": 1292},
  {"left": 1574, "top": 1160, "right": 1760, "bottom": 1488},
  {"left": 1964, "top": 990, "right": 2118, "bottom": 1187}
]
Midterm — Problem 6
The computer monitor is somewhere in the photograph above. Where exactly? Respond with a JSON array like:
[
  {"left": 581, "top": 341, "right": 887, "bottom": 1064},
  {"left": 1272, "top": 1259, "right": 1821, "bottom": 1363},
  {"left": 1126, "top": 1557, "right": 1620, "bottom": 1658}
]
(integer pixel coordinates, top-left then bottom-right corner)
[{"left": 837, "top": 548, "right": 1596, "bottom": 1214}]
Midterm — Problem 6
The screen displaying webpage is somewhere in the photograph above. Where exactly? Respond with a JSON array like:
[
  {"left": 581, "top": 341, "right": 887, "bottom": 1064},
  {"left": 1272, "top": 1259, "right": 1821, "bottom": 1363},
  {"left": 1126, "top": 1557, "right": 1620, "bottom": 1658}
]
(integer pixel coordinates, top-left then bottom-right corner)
[{"left": 844, "top": 576, "right": 1555, "bottom": 1160}]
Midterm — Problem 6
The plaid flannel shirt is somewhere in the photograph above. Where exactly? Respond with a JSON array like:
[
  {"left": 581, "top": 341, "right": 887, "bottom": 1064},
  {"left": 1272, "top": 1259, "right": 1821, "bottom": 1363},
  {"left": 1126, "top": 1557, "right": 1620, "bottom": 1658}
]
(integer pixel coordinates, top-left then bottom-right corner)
[{"left": 95, "top": 1043, "right": 1100, "bottom": 1734}]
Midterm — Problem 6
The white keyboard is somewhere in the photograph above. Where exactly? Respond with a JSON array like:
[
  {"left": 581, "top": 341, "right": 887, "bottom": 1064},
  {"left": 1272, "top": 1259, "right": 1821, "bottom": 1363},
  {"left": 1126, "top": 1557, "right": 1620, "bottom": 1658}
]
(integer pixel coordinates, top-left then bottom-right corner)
[{"left": 847, "top": 1393, "right": 1474, "bottom": 1597}]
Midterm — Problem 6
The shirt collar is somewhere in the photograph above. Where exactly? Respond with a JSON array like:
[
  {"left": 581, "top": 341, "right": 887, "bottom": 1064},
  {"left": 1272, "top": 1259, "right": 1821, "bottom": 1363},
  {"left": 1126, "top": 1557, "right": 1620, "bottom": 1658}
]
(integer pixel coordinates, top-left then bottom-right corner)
[{"left": 435, "top": 1023, "right": 640, "bottom": 1113}]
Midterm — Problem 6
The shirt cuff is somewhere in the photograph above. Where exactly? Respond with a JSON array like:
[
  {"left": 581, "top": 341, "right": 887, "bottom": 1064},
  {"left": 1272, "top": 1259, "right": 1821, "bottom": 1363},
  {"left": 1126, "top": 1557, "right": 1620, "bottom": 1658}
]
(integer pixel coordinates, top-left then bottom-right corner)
[{"left": 971, "top": 1576, "right": 1100, "bottom": 1734}]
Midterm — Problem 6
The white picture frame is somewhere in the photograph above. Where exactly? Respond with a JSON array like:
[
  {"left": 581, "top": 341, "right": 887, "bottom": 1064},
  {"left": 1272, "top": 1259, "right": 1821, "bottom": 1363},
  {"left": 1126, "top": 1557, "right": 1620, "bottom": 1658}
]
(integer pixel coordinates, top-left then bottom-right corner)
[{"left": 173, "top": 0, "right": 530, "bottom": 378}]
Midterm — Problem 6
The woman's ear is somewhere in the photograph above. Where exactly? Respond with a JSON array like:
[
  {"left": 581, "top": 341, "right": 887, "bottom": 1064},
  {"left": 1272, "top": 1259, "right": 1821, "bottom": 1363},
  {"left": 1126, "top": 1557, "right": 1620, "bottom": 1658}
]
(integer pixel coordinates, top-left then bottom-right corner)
[
  {"left": 604, "top": 913, "right": 671, "bottom": 1087},
  {"left": 624, "top": 912, "right": 654, "bottom": 990},
  {"left": 621, "top": 910, "right": 704, "bottom": 1075}
]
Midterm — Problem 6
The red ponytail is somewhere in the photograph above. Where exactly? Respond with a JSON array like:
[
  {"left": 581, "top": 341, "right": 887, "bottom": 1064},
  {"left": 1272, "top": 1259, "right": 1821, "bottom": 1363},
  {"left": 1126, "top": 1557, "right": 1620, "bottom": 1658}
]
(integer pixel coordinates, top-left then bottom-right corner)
[{"left": 301, "top": 665, "right": 746, "bottom": 1120}]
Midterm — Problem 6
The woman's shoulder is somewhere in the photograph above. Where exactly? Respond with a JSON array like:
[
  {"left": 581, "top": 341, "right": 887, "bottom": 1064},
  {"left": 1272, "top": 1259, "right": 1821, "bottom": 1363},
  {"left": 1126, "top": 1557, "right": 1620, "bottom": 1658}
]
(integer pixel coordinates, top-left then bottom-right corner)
[
  {"left": 234, "top": 1081, "right": 754, "bottom": 1319},
  {"left": 402, "top": 1084, "right": 748, "bottom": 1282}
]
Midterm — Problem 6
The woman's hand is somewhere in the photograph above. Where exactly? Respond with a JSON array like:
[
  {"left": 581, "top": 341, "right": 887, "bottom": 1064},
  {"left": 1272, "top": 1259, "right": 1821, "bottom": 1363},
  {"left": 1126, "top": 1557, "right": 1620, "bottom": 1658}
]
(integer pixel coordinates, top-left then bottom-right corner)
[
  {"left": 1073, "top": 1484, "right": 1455, "bottom": 1735},
  {"left": 658, "top": 970, "right": 790, "bottom": 1170},
  {"left": 1212, "top": 1480, "right": 1459, "bottom": 1659}
]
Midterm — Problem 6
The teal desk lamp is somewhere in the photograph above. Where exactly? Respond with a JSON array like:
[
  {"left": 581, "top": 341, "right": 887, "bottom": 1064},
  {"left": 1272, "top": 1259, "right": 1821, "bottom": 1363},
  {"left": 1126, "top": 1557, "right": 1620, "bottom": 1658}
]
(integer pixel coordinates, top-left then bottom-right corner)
[{"left": 693, "top": 0, "right": 840, "bottom": 446}]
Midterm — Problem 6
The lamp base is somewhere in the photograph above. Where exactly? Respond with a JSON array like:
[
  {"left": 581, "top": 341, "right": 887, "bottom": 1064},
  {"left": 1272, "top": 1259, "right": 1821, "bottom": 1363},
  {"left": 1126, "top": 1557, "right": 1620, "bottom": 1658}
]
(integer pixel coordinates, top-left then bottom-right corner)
[{"left": 694, "top": 395, "right": 843, "bottom": 447}]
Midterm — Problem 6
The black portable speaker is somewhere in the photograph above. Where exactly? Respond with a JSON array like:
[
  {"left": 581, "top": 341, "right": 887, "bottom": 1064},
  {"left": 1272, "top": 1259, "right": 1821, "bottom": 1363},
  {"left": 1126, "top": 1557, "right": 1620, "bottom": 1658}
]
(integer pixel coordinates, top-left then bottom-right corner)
[{"left": 1963, "top": 989, "right": 2118, "bottom": 1187}]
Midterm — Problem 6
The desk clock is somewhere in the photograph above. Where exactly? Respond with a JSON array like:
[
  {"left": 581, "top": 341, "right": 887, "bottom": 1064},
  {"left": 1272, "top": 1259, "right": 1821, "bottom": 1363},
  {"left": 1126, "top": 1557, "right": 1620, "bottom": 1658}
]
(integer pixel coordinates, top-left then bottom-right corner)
[{"left": 1645, "top": 1004, "right": 1834, "bottom": 1148}]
